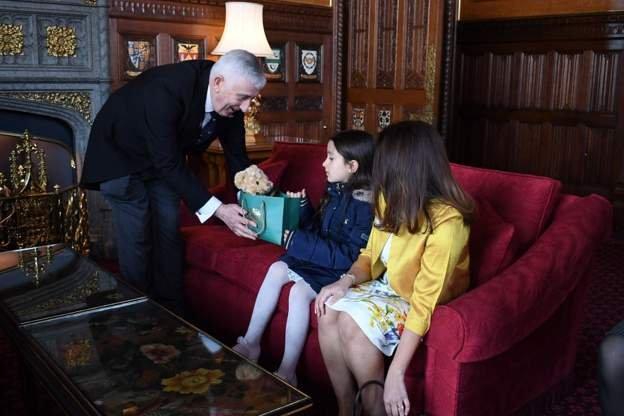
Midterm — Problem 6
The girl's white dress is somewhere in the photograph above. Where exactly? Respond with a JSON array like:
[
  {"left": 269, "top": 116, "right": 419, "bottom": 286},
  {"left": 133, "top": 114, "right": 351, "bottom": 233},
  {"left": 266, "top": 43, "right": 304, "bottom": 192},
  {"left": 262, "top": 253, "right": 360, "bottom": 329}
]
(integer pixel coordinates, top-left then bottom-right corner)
[{"left": 328, "top": 235, "right": 410, "bottom": 356}]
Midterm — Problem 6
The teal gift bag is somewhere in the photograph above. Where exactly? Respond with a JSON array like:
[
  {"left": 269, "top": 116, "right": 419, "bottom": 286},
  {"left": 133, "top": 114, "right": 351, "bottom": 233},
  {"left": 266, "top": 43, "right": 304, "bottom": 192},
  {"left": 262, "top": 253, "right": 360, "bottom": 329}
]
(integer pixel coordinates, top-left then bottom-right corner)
[{"left": 238, "top": 191, "right": 300, "bottom": 245}]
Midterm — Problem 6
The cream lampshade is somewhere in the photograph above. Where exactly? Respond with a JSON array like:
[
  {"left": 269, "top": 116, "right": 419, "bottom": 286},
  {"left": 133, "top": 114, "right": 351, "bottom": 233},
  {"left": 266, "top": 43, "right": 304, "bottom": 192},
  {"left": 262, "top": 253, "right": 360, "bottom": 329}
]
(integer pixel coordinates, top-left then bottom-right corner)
[
  {"left": 212, "top": 2, "right": 273, "bottom": 144},
  {"left": 211, "top": 2, "right": 273, "bottom": 57}
]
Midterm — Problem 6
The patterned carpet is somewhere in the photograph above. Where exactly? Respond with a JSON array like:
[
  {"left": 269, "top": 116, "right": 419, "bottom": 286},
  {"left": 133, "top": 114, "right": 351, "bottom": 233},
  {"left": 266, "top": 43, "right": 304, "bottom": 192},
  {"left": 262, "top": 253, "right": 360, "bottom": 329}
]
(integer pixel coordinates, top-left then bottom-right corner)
[
  {"left": 0, "top": 239, "right": 622, "bottom": 415},
  {"left": 540, "top": 239, "right": 624, "bottom": 416}
]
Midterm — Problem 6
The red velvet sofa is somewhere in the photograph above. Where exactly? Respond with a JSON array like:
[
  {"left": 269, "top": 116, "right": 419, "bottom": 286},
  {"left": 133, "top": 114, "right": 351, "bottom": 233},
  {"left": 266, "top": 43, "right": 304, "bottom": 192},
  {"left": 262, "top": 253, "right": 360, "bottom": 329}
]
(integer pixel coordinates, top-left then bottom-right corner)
[{"left": 181, "top": 141, "right": 612, "bottom": 415}]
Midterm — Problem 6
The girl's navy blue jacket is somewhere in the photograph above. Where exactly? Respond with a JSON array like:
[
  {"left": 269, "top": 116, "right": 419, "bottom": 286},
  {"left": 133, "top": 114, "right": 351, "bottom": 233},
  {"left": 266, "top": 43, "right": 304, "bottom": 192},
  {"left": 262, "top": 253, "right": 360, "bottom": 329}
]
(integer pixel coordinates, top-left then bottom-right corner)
[{"left": 280, "top": 182, "right": 374, "bottom": 293}]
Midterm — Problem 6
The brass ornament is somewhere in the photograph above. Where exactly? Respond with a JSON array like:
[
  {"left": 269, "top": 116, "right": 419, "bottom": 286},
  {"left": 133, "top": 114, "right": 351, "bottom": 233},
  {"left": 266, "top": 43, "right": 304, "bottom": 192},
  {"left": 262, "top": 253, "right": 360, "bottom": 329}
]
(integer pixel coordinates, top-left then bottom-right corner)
[
  {"left": 0, "top": 23, "right": 24, "bottom": 56},
  {"left": 0, "top": 130, "right": 90, "bottom": 254},
  {"left": 9, "top": 129, "right": 47, "bottom": 194},
  {"left": 244, "top": 96, "right": 262, "bottom": 143},
  {"left": 46, "top": 25, "right": 77, "bottom": 57},
  {"left": 0, "top": 91, "right": 92, "bottom": 123},
  {"left": 63, "top": 186, "right": 90, "bottom": 255}
]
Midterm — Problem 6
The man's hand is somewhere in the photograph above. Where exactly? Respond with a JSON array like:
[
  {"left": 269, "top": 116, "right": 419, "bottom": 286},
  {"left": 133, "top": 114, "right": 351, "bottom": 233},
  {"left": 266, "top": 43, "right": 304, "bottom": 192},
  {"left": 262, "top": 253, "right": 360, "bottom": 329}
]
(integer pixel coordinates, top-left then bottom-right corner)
[{"left": 215, "top": 203, "right": 257, "bottom": 240}]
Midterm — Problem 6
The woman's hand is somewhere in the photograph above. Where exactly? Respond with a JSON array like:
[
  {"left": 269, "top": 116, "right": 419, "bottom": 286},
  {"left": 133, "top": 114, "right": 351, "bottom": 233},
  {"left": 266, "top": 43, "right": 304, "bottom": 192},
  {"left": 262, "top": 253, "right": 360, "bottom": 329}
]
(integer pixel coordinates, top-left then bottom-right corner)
[
  {"left": 286, "top": 189, "right": 306, "bottom": 199},
  {"left": 384, "top": 367, "right": 410, "bottom": 416},
  {"left": 314, "top": 278, "right": 350, "bottom": 317}
]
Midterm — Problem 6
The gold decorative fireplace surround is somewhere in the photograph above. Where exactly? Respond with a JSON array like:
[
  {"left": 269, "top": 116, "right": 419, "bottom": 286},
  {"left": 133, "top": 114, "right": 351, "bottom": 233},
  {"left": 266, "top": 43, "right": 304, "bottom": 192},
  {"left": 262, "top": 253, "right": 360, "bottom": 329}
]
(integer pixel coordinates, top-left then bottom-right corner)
[
  {"left": 0, "top": 0, "right": 113, "bottom": 258},
  {"left": 0, "top": 130, "right": 88, "bottom": 254}
]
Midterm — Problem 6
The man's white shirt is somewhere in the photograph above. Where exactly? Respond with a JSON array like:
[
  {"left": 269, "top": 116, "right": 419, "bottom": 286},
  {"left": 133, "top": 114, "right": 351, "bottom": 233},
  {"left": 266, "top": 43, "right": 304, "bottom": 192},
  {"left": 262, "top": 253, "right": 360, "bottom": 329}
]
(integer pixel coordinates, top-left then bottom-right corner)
[{"left": 195, "top": 86, "right": 222, "bottom": 223}]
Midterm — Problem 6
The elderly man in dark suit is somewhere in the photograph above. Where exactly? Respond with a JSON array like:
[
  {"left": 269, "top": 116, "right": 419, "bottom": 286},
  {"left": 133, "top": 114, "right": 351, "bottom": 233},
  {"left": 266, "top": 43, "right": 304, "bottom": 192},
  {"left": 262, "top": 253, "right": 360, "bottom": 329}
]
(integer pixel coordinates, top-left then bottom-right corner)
[{"left": 81, "top": 49, "right": 265, "bottom": 313}]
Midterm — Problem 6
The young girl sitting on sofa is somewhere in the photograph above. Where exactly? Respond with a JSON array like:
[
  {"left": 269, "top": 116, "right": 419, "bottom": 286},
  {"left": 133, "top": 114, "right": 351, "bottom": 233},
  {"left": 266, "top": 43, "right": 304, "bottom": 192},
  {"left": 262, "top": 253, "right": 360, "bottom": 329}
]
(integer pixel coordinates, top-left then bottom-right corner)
[
  {"left": 315, "top": 121, "right": 475, "bottom": 416},
  {"left": 233, "top": 130, "right": 376, "bottom": 386}
]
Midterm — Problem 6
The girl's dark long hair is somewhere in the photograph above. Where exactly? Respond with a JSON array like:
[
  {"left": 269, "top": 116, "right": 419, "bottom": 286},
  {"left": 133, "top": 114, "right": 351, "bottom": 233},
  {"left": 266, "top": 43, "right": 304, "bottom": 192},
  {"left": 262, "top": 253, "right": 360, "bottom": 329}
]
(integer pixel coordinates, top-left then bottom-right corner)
[
  {"left": 316, "top": 129, "right": 375, "bottom": 218},
  {"left": 372, "top": 121, "right": 474, "bottom": 234},
  {"left": 333, "top": 129, "right": 375, "bottom": 190}
]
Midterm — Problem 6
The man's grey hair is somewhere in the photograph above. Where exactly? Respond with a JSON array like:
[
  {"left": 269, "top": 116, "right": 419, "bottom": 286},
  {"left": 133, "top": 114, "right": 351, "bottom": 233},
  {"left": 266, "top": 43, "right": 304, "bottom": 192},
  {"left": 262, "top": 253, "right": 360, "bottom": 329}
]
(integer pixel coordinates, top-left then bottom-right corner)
[{"left": 210, "top": 49, "right": 267, "bottom": 90}]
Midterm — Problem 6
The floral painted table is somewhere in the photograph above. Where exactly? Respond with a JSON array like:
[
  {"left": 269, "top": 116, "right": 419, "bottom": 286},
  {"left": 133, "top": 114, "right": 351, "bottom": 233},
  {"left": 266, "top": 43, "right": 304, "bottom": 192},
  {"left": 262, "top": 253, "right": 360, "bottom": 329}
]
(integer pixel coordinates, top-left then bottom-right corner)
[{"left": 0, "top": 245, "right": 312, "bottom": 415}]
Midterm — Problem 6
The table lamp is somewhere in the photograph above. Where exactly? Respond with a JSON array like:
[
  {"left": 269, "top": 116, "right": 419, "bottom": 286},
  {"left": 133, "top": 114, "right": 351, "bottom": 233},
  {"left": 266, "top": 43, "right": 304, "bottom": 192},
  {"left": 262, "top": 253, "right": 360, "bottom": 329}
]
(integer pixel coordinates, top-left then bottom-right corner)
[{"left": 212, "top": 2, "right": 273, "bottom": 144}]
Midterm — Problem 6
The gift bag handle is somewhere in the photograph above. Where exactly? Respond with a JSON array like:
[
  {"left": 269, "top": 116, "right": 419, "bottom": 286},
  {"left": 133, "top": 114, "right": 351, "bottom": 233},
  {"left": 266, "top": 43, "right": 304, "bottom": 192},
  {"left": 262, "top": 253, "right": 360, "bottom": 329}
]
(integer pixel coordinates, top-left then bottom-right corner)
[
  {"left": 240, "top": 198, "right": 267, "bottom": 235},
  {"left": 353, "top": 380, "right": 384, "bottom": 416}
]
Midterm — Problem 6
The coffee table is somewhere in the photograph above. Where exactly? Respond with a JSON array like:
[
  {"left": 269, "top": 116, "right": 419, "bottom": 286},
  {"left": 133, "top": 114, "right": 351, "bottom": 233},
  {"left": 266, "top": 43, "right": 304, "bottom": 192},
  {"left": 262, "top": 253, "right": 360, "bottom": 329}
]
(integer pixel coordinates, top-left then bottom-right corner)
[{"left": 0, "top": 245, "right": 312, "bottom": 415}]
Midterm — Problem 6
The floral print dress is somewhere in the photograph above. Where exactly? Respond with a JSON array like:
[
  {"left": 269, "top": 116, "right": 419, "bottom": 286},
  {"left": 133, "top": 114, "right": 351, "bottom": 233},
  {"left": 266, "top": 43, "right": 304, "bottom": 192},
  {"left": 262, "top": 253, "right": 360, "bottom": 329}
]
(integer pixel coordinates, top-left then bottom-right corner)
[{"left": 328, "top": 235, "right": 409, "bottom": 356}]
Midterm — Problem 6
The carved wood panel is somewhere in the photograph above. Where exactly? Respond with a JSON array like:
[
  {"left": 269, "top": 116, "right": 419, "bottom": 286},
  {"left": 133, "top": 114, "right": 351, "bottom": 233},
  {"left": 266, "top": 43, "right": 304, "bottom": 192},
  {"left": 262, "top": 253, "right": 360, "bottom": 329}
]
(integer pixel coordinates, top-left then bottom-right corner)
[
  {"left": 349, "top": 0, "right": 370, "bottom": 89},
  {"left": 344, "top": 0, "right": 451, "bottom": 134},
  {"left": 108, "top": 0, "right": 334, "bottom": 142},
  {"left": 452, "top": 13, "right": 624, "bottom": 229},
  {"left": 404, "top": 0, "right": 429, "bottom": 89},
  {"left": 376, "top": 0, "right": 398, "bottom": 89}
]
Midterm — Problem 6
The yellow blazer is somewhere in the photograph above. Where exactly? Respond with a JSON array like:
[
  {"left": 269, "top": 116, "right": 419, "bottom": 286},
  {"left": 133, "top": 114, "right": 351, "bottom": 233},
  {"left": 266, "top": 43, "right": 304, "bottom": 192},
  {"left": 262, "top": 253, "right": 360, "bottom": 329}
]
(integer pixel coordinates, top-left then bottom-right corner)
[{"left": 354, "top": 201, "right": 470, "bottom": 336}]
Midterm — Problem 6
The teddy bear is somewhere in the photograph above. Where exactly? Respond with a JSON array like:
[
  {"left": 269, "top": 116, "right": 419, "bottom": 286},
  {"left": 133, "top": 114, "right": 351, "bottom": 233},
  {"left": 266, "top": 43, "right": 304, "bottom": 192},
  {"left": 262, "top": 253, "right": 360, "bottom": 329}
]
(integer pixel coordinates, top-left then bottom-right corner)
[{"left": 234, "top": 164, "right": 274, "bottom": 195}]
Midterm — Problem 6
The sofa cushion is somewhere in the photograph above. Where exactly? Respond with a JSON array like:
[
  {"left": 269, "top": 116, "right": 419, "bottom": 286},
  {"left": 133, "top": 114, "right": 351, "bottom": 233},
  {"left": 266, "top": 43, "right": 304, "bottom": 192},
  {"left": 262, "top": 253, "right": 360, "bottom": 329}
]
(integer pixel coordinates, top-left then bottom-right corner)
[
  {"left": 469, "top": 198, "right": 519, "bottom": 287},
  {"left": 207, "top": 243, "right": 332, "bottom": 330},
  {"left": 182, "top": 225, "right": 267, "bottom": 271},
  {"left": 451, "top": 163, "right": 561, "bottom": 251},
  {"left": 211, "top": 243, "right": 285, "bottom": 295},
  {"left": 261, "top": 159, "right": 290, "bottom": 186}
]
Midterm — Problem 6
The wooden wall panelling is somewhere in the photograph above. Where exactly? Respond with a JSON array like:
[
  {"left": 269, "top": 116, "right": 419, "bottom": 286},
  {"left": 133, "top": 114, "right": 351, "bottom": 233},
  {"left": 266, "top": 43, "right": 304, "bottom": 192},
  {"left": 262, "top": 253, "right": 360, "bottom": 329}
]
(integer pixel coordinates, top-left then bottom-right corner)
[
  {"left": 108, "top": 0, "right": 334, "bottom": 142},
  {"left": 259, "top": 29, "right": 332, "bottom": 141},
  {"left": 110, "top": 18, "right": 222, "bottom": 91},
  {"left": 342, "top": 0, "right": 452, "bottom": 135},
  {"left": 451, "top": 13, "right": 624, "bottom": 228},
  {"left": 460, "top": 0, "right": 624, "bottom": 21},
  {"left": 332, "top": 0, "right": 346, "bottom": 132}
]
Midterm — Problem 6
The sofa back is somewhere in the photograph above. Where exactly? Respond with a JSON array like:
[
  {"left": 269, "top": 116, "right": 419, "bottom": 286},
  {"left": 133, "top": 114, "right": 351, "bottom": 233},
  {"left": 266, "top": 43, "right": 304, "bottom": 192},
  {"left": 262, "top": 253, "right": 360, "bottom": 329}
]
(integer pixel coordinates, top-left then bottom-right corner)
[
  {"left": 451, "top": 163, "right": 562, "bottom": 286},
  {"left": 451, "top": 163, "right": 561, "bottom": 251},
  {"left": 265, "top": 141, "right": 328, "bottom": 208},
  {"left": 225, "top": 143, "right": 564, "bottom": 286}
]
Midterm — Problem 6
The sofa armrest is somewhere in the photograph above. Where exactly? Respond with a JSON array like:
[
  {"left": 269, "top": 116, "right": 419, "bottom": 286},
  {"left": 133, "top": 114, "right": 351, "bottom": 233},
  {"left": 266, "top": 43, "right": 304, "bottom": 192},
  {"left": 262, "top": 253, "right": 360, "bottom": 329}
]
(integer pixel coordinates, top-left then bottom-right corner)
[{"left": 426, "top": 194, "right": 612, "bottom": 362}]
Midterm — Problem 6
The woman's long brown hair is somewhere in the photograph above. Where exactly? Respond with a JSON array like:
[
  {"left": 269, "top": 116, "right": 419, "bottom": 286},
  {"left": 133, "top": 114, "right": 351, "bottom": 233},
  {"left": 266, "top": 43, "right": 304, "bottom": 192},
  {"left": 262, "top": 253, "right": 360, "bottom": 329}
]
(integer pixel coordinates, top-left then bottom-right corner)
[{"left": 372, "top": 121, "right": 474, "bottom": 234}]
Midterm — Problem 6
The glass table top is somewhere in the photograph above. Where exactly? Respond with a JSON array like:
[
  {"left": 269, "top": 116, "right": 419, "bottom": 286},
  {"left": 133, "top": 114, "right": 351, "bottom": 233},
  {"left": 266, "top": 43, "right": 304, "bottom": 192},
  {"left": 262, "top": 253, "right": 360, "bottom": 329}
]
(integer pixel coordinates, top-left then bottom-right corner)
[
  {"left": 0, "top": 244, "right": 144, "bottom": 324},
  {"left": 22, "top": 300, "right": 310, "bottom": 415}
]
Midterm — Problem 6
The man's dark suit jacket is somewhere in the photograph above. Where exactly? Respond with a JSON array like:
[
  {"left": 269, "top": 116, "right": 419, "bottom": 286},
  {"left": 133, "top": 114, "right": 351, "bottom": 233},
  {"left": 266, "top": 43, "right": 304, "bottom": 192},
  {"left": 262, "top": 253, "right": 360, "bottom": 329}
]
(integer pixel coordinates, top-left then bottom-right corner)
[{"left": 80, "top": 59, "right": 250, "bottom": 211}]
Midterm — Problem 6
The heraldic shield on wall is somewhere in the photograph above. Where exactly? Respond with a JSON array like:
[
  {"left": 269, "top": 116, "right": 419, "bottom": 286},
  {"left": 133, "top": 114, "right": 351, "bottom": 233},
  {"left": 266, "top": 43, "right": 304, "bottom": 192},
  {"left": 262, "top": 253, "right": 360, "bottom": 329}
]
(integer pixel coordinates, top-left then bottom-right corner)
[
  {"left": 124, "top": 36, "right": 156, "bottom": 78},
  {"left": 297, "top": 44, "right": 321, "bottom": 82},
  {"left": 263, "top": 45, "right": 285, "bottom": 82},
  {"left": 174, "top": 39, "right": 204, "bottom": 63}
]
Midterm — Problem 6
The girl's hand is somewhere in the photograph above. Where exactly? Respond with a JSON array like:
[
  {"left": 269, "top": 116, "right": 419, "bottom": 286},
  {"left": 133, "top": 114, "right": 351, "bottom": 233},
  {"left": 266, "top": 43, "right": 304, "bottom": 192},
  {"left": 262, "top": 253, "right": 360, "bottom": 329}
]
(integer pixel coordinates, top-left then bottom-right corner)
[
  {"left": 384, "top": 368, "right": 410, "bottom": 416},
  {"left": 286, "top": 189, "right": 306, "bottom": 199},
  {"left": 314, "top": 279, "right": 349, "bottom": 317}
]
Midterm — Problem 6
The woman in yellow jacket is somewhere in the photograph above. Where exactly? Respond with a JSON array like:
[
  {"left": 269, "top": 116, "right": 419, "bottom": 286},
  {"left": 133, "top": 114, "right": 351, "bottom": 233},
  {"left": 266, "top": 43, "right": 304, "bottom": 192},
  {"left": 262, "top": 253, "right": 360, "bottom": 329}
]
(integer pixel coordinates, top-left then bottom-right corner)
[{"left": 315, "top": 121, "right": 474, "bottom": 416}]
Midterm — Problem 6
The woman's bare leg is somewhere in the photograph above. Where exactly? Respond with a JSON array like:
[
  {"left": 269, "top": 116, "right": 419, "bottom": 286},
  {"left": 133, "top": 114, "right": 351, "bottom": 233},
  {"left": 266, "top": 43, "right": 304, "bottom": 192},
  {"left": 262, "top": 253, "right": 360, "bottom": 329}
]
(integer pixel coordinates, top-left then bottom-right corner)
[
  {"left": 318, "top": 309, "right": 357, "bottom": 416},
  {"left": 338, "top": 312, "right": 386, "bottom": 416}
]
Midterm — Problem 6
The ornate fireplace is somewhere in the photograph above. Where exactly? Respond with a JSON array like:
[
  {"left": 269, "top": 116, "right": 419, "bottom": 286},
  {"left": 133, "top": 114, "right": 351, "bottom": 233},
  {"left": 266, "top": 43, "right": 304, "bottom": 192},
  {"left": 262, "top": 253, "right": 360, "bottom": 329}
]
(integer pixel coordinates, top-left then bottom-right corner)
[{"left": 0, "top": 0, "right": 112, "bottom": 257}]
